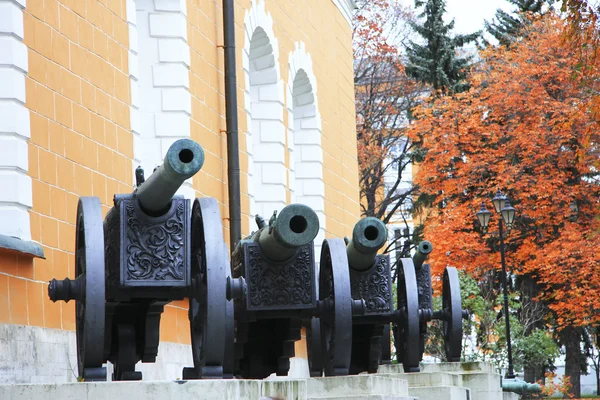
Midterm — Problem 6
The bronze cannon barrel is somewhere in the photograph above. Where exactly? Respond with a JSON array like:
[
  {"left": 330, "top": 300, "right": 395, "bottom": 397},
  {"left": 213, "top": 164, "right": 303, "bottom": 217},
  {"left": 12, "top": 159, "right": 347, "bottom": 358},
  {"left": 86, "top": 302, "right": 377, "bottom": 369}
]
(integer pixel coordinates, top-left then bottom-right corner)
[
  {"left": 346, "top": 217, "right": 388, "bottom": 271},
  {"left": 135, "top": 138, "right": 205, "bottom": 215},
  {"left": 412, "top": 240, "right": 433, "bottom": 269},
  {"left": 254, "top": 204, "right": 320, "bottom": 262}
]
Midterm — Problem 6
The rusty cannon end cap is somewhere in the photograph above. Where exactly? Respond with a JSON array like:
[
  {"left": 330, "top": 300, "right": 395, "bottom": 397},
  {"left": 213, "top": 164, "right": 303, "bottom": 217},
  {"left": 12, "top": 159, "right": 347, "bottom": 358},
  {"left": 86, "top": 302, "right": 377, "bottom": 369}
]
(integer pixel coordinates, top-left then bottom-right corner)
[
  {"left": 275, "top": 204, "right": 320, "bottom": 248},
  {"left": 165, "top": 138, "right": 205, "bottom": 179},
  {"left": 351, "top": 217, "right": 387, "bottom": 254}
]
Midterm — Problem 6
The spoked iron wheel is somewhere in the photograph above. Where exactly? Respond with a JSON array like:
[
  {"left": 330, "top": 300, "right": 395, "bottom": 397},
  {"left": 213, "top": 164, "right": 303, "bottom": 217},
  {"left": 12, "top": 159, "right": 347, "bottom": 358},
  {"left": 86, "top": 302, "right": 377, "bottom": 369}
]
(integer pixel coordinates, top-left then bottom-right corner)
[
  {"left": 185, "top": 198, "right": 231, "bottom": 379},
  {"left": 442, "top": 267, "right": 463, "bottom": 362},
  {"left": 318, "top": 238, "right": 353, "bottom": 376},
  {"left": 75, "top": 197, "right": 107, "bottom": 381},
  {"left": 393, "top": 258, "right": 420, "bottom": 373}
]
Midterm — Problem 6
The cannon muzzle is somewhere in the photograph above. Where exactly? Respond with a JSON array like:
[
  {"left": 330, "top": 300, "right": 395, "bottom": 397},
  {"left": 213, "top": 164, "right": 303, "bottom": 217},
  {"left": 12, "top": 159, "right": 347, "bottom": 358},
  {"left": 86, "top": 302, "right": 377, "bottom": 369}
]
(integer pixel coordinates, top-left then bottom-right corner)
[
  {"left": 413, "top": 240, "right": 433, "bottom": 269},
  {"left": 135, "top": 138, "right": 205, "bottom": 215},
  {"left": 346, "top": 217, "right": 388, "bottom": 271},
  {"left": 256, "top": 204, "right": 320, "bottom": 262},
  {"left": 502, "top": 379, "right": 541, "bottom": 394}
]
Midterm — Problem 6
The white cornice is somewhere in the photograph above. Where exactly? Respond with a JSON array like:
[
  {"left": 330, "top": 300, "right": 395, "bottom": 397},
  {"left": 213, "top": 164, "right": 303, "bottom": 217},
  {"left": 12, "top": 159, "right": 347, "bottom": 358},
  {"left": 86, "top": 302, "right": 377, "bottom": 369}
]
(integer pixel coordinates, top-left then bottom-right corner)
[{"left": 332, "top": 0, "right": 357, "bottom": 27}]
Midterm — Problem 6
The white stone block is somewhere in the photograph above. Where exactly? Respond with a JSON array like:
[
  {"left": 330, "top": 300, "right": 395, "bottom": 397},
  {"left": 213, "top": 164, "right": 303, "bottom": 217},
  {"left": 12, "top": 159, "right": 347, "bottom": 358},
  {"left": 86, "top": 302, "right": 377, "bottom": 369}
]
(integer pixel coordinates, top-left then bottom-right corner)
[
  {"left": 130, "top": 81, "right": 140, "bottom": 108},
  {"left": 0, "top": 103, "right": 30, "bottom": 138},
  {"left": 300, "top": 145, "right": 323, "bottom": 162},
  {"left": 250, "top": 67, "right": 278, "bottom": 86},
  {"left": 153, "top": 64, "right": 190, "bottom": 88},
  {"left": 129, "top": 24, "right": 139, "bottom": 53},
  {"left": 256, "top": 200, "right": 287, "bottom": 215},
  {"left": 158, "top": 38, "right": 190, "bottom": 66},
  {"left": 129, "top": 51, "right": 140, "bottom": 80},
  {"left": 252, "top": 53, "right": 275, "bottom": 72},
  {"left": 126, "top": 0, "right": 137, "bottom": 24},
  {"left": 0, "top": 2, "right": 24, "bottom": 39},
  {"left": 140, "top": 111, "right": 156, "bottom": 138},
  {"left": 0, "top": 205, "right": 30, "bottom": 240},
  {"left": 294, "top": 91, "right": 314, "bottom": 107},
  {"left": 296, "top": 195, "right": 324, "bottom": 212},
  {"left": 0, "top": 68, "right": 25, "bottom": 103},
  {"left": 294, "top": 128, "right": 321, "bottom": 145},
  {"left": 154, "top": 0, "right": 187, "bottom": 15},
  {"left": 294, "top": 161, "right": 323, "bottom": 179},
  {"left": 0, "top": 171, "right": 32, "bottom": 206},
  {"left": 148, "top": 12, "right": 187, "bottom": 39},
  {"left": 0, "top": 136, "right": 28, "bottom": 171},
  {"left": 251, "top": 101, "right": 283, "bottom": 121},
  {"left": 300, "top": 117, "right": 322, "bottom": 130},
  {"left": 259, "top": 120, "right": 285, "bottom": 143},
  {"left": 130, "top": 106, "right": 141, "bottom": 134},
  {"left": 261, "top": 163, "right": 286, "bottom": 185},
  {"left": 0, "top": 36, "right": 27, "bottom": 73},
  {"left": 161, "top": 88, "right": 191, "bottom": 114},
  {"left": 296, "top": 103, "right": 317, "bottom": 118},
  {"left": 299, "top": 178, "right": 324, "bottom": 196},
  {"left": 253, "top": 143, "right": 285, "bottom": 163},
  {"left": 258, "top": 82, "right": 283, "bottom": 101},
  {"left": 155, "top": 112, "right": 190, "bottom": 137},
  {"left": 255, "top": 184, "right": 287, "bottom": 203}
]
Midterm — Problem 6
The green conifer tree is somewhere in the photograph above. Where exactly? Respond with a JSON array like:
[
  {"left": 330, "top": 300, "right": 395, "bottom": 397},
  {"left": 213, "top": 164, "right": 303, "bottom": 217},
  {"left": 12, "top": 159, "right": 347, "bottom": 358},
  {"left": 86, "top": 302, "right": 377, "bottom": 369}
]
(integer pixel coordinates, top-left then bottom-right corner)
[
  {"left": 484, "top": 0, "right": 555, "bottom": 46},
  {"left": 405, "top": 0, "right": 480, "bottom": 95}
]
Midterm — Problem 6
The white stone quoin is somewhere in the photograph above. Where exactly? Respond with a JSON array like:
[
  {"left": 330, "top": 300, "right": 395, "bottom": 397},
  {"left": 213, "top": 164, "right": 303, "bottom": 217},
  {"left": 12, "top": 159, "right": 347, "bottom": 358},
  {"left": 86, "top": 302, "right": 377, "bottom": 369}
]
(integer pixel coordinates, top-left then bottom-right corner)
[
  {"left": 0, "top": 0, "right": 32, "bottom": 241},
  {"left": 127, "top": 0, "right": 194, "bottom": 199},
  {"left": 243, "top": 0, "right": 287, "bottom": 231},
  {"left": 286, "top": 42, "right": 326, "bottom": 258}
]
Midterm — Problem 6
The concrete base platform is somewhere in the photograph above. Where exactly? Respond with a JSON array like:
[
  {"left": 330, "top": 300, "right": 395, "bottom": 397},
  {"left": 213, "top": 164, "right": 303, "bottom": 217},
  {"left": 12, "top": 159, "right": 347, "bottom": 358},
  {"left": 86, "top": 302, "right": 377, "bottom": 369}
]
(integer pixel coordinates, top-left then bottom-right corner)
[
  {"left": 0, "top": 374, "right": 416, "bottom": 400},
  {"left": 408, "top": 386, "right": 470, "bottom": 400},
  {"left": 307, "top": 374, "right": 414, "bottom": 399},
  {"left": 378, "top": 362, "right": 502, "bottom": 400}
]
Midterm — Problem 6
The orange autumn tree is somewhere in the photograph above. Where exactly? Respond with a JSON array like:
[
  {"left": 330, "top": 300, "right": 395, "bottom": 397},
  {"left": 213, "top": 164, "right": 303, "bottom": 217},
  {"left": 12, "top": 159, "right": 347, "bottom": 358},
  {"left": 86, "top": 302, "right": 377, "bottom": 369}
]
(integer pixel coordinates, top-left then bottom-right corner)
[
  {"left": 354, "top": 0, "right": 427, "bottom": 272},
  {"left": 407, "top": 12, "right": 600, "bottom": 394}
]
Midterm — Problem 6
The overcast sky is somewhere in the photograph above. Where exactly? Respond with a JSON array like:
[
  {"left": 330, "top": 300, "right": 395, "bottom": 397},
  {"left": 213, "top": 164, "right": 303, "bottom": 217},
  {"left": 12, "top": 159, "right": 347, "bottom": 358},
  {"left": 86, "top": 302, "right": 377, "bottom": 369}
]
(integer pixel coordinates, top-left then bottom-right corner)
[
  {"left": 444, "top": 0, "right": 514, "bottom": 35},
  {"left": 395, "top": 0, "right": 516, "bottom": 38}
]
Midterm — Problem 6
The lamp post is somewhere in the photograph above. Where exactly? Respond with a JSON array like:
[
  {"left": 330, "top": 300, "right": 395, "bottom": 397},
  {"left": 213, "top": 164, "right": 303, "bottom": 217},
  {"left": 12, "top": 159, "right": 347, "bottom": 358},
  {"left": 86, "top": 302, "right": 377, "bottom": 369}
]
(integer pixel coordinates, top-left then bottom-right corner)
[{"left": 476, "top": 190, "right": 517, "bottom": 379}]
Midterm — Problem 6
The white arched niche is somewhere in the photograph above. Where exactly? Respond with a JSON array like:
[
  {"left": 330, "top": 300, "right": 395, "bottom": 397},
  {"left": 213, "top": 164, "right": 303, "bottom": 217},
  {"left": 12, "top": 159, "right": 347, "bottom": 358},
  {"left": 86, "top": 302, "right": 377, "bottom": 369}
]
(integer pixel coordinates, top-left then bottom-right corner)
[
  {"left": 243, "top": 0, "right": 287, "bottom": 233},
  {"left": 286, "top": 42, "right": 325, "bottom": 258}
]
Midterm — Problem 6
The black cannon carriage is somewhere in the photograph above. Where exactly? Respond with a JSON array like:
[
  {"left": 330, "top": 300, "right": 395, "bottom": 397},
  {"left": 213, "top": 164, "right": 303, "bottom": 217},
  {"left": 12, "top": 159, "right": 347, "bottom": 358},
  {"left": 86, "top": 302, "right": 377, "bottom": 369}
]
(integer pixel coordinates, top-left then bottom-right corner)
[
  {"left": 228, "top": 206, "right": 365, "bottom": 379},
  {"left": 307, "top": 217, "right": 469, "bottom": 377},
  {"left": 47, "top": 138, "right": 235, "bottom": 381}
]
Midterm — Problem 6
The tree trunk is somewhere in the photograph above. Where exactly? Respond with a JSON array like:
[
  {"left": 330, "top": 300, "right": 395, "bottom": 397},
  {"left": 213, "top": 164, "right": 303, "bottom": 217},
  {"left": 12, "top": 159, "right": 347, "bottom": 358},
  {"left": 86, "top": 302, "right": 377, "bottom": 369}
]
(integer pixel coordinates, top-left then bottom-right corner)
[{"left": 562, "top": 326, "right": 582, "bottom": 398}]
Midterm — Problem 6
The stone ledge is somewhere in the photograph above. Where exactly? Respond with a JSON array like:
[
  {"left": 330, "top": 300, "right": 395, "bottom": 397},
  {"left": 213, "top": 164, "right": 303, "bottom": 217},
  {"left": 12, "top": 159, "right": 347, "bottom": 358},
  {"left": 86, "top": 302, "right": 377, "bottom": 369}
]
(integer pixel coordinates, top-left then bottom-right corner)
[{"left": 0, "top": 234, "right": 44, "bottom": 259}]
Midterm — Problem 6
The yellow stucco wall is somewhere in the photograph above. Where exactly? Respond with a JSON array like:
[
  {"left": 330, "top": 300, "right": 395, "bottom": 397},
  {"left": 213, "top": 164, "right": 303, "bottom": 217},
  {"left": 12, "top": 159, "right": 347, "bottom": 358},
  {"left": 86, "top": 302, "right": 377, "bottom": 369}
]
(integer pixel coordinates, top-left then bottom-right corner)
[{"left": 0, "top": 0, "right": 359, "bottom": 351}]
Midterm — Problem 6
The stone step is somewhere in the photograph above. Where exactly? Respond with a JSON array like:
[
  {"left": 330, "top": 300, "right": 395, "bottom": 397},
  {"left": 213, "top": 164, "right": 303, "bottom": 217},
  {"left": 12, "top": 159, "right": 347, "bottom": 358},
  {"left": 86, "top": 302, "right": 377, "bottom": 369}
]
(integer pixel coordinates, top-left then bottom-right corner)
[
  {"left": 308, "top": 396, "right": 417, "bottom": 400},
  {"left": 378, "top": 362, "right": 498, "bottom": 376},
  {"left": 379, "top": 371, "right": 463, "bottom": 388},
  {"left": 307, "top": 374, "right": 410, "bottom": 397},
  {"left": 408, "top": 385, "right": 471, "bottom": 400}
]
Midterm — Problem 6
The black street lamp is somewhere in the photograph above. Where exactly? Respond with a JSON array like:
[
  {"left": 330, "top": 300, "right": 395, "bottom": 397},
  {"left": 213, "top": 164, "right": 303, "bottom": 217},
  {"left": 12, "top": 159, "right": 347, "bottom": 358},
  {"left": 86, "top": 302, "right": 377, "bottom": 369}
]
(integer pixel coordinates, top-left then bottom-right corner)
[{"left": 476, "top": 190, "right": 517, "bottom": 379}]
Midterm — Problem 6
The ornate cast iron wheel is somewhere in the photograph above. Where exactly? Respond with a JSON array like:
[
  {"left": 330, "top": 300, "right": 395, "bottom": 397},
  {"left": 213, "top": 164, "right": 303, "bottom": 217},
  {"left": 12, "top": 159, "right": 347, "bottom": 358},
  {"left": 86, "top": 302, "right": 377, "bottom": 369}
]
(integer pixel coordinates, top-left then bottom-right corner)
[
  {"left": 318, "top": 238, "right": 353, "bottom": 376},
  {"left": 187, "top": 197, "right": 232, "bottom": 378},
  {"left": 75, "top": 197, "right": 107, "bottom": 381},
  {"left": 393, "top": 258, "right": 420, "bottom": 373},
  {"left": 442, "top": 267, "right": 463, "bottom": 362}
]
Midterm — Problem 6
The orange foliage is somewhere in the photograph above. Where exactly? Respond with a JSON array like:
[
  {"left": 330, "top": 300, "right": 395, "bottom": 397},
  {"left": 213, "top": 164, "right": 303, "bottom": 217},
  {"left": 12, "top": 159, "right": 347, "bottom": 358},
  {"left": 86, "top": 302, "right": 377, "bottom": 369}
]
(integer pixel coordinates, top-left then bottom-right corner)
[{"left": 407, "top": 13, "right": 600, "bottom": 328}]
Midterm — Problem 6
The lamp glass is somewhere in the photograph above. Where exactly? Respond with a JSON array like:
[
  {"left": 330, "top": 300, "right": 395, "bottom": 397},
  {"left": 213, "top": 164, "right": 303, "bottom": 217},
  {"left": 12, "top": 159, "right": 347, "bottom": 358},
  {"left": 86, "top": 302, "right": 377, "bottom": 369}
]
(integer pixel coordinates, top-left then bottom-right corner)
[
  {"left": 492, "top": 190, "right": 506, "bottom": 213},
  {"left": 501, "top": 201, "right": 516, "bottom": 226},
  {"left": 476, "top": 204, "right": 491, "bottom": 229}
]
